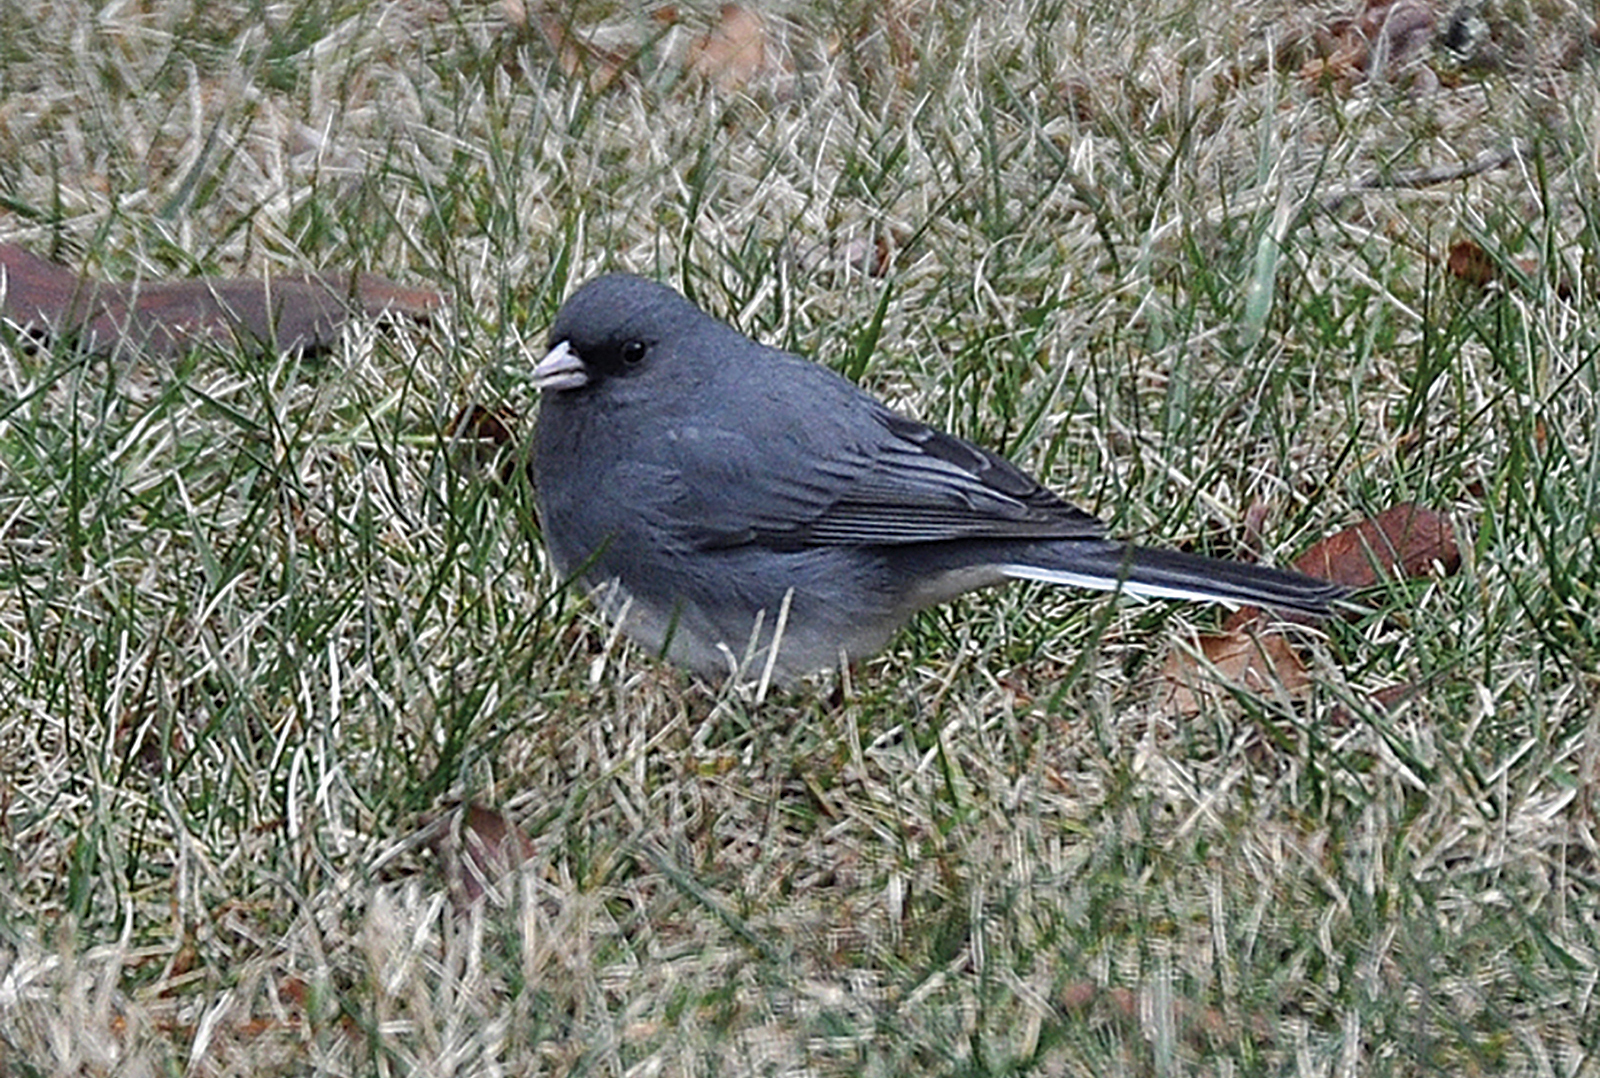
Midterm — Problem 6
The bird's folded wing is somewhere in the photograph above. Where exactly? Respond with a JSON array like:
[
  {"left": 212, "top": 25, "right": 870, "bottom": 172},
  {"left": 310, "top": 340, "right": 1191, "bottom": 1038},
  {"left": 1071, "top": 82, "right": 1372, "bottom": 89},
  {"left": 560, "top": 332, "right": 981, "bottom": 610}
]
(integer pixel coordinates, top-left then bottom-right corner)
[{"left": 664, "top": 407, "right": 1107, "bottom": 550}]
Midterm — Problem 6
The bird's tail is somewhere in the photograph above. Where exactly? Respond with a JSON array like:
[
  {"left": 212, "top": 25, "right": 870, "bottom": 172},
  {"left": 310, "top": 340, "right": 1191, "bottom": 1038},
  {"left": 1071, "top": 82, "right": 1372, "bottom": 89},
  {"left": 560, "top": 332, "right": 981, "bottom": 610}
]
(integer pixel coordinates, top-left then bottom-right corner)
[{"left": 999, "top": 541, "right": 1346, "bottom": 616}]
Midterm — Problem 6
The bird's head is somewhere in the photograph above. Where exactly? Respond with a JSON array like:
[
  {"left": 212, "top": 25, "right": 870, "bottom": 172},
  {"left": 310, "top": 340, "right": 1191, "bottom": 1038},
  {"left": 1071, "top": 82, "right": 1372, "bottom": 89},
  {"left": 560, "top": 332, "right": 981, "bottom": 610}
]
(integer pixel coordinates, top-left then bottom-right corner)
[{"left": 535, "top": 273, "right": 710, "bottom": 394}]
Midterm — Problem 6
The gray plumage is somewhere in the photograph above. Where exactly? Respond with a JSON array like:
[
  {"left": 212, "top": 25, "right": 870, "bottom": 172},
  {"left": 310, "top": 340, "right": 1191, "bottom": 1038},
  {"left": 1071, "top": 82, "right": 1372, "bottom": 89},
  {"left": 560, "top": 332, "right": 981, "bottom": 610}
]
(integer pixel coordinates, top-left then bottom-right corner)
[{"left": 533, "top": 273, "right": 1345, "bottom": 682}]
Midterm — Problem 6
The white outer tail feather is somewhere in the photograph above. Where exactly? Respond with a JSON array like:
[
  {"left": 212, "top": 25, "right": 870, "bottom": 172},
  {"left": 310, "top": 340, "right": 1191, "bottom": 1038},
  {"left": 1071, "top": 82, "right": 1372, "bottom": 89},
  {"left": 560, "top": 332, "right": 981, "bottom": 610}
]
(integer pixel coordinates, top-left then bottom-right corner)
[{"left": 998, "top": 564, "right": 1259, "bottom": 607}]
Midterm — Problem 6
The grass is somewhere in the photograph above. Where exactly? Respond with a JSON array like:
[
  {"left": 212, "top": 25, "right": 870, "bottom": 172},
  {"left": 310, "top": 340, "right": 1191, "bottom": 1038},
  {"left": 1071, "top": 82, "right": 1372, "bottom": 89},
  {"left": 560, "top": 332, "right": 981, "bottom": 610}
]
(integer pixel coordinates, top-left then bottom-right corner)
[{"left": 1, "top": 0, "right": 1597, "bottom": 1073}]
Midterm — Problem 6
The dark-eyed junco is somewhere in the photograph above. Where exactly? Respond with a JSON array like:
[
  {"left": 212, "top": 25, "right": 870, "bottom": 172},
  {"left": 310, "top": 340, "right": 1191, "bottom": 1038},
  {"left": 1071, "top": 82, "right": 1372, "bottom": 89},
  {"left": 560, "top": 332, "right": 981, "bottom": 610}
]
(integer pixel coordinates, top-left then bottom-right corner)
[{"left": 533, "top": 274, "right": 1345, "bottom": 682}]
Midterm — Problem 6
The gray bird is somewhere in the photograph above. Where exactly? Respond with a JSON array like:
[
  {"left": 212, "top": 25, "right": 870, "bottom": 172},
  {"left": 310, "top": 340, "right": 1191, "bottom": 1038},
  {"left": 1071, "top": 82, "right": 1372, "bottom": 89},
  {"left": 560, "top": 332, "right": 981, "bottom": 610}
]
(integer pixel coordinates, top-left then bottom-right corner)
[{"left": 533, "top": 274, "right": 1345, "bottom": 683}]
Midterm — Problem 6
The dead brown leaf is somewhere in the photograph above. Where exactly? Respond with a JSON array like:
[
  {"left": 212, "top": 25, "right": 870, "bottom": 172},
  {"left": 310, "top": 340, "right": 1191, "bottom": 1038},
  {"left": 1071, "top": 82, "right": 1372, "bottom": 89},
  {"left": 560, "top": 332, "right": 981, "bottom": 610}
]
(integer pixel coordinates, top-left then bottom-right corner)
[
  {"left": 0, "top": 243, "right": 440, "bottom": 358},
  {"left": 528, "top": 11, "right": 637, "bottom": 89},
  {"left": 425, "top": 803, "right": 537, "bottom": 910},
  {"left": 446, "top": 402, "right": 527, "bottom": 486},
  {"left": 1159, "top": 628, "right": 1312, "bottom": 716},
  {"left": 848, "top": 233, "right": 895, "bottom": 277},
  {"left": 688, "top": 4, "right": 767, "bottom": 90},
  {"left": 1445, "top": 239, "right": 1569, "bottom": 299},
  {"left": 1292, "top": 502, "right": 1459, "bottom": 590},
  {"left": 798, "top": 230, "right": 898, "bottom": 278},
  {"left": 1299, "top": 0, "right": 1439, "bottom": 91},
  {"left": 448, "top": 402, "right": 518, "bottom": 448},
  {"left": 1446, "top": 238, "right": 1499, "bottom": 288}
]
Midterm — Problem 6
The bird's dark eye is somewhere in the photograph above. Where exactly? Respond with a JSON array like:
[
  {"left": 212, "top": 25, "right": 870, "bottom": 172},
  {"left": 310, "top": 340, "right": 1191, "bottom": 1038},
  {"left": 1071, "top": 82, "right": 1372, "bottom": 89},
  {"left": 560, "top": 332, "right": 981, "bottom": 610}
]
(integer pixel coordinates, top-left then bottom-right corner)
[{"left": 620, "top": 340, "right": 648, "bottom": 366}]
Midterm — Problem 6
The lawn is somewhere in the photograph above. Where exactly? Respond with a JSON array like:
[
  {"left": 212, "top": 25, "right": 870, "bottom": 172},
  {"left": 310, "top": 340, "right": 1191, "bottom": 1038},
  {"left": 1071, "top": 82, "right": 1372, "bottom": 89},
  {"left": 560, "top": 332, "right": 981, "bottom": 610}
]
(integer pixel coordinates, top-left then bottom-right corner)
[{"left": 0, "top": 1, "right": 1596, "bottom": 1074}]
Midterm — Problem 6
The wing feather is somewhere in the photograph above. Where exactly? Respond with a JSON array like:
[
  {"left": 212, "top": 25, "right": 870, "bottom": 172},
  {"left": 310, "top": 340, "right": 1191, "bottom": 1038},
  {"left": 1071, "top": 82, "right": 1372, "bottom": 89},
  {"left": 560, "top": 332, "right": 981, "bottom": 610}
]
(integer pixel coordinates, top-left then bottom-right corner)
[{"left": 660, "top": 360, "right": 1105, "bottom": 550}]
